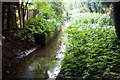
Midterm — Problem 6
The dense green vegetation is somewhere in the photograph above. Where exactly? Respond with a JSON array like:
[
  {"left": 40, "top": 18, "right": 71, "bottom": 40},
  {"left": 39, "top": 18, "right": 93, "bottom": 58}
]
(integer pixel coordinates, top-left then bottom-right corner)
[
  {"left": 19, "top": 2, "right": 64, "bottom": 43},
  {"left": 64, "top": 1, "right": 111, "bottom": 14},
  {"left": 57, "top": 13, "right": 120, "bottom": 79},
  {"left": 16, "top": 1, "right": 120, "bottom": 78}
]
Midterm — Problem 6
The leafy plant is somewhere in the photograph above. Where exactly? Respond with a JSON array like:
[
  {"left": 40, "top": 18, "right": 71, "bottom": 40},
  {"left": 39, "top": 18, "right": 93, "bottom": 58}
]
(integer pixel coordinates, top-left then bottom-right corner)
[
  {"left": 57, "top": 13, "right": 120, "bottom": 80},
  {"left": 19, "top": 2, "right": 64, "bottom": 44},
  {"left": 20, "top": 16, "right": 61, "bottom": 43}
]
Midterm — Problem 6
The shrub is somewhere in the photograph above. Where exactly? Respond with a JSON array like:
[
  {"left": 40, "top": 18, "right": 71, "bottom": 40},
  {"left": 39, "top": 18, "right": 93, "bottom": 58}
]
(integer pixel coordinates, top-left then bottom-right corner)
[
  {"left": 19, "top": 16, "right": 61, "bottom": 43},
  {"left": 57, "top": 13, "right": 120, "bottom": 79}
]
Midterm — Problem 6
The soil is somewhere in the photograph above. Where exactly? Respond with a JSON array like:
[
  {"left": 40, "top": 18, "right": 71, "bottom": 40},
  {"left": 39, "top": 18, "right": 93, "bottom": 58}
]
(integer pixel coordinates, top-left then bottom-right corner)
[
  {"left": 2, "top": 26, "right": 62, "bottom": 67},
  {"left": 2, "top": 31, "right": 37, "bottom": 67}
]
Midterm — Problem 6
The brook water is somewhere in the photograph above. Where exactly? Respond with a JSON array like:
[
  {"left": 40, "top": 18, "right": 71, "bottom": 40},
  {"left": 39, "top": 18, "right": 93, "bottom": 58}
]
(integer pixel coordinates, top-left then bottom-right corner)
[{"left": 2, "top": 21, "right": 71, "bottom": 79}]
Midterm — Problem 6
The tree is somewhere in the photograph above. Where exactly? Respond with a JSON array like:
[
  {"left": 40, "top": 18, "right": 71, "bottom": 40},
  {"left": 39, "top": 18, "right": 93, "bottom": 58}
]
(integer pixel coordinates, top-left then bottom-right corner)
[
  {"left": 50, "top": 1, "right": 65, "bottom": 22},
  {"left": 113, "top": 2, "right": 120, "bottom": 39}
]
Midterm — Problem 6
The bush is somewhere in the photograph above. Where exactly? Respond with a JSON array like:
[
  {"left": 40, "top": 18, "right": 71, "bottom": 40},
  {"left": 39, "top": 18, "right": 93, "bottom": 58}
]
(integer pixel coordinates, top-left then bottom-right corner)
[
  {"left": 19, "top": 16, "right": 61, "bottom": 43},
  {"left": 19, "top": 2, "right": 63, "bottom": 44},
  {"left": 57, "top": 13, "right": 120, "bottom": 79}
]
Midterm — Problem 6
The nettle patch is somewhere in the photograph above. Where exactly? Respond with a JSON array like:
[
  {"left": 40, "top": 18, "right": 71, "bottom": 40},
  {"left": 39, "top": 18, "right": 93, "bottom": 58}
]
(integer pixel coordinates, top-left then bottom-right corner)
[{"left": 57, "top": 13, "right": 120, "bottom": 79}]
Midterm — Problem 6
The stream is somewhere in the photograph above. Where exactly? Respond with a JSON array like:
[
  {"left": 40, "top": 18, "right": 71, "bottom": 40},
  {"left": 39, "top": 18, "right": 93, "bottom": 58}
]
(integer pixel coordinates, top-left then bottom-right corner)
[{"left": 2, "top": 21, "right": 71, "bottom": 79}]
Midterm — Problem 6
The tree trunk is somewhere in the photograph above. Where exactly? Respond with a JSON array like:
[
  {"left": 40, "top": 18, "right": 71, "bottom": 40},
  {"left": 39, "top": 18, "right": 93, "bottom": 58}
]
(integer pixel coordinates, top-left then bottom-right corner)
[
  {"left": 21, "top": 2, "right": 25, "bottom": 29},
  {"left": 2, "top": 3, "right": 4, "bottom": 31},
  {"left": 14, "top": 5, "right": 18, "bottom": 30},
  {"left": 7, "top": 2, "right": 10, "bottom": 30},
  {"left": 113, "top": 2, "right": 120, "bottom": 39},
  {"left": 18, "top": 6, "right": 22, "bottom": 29}
]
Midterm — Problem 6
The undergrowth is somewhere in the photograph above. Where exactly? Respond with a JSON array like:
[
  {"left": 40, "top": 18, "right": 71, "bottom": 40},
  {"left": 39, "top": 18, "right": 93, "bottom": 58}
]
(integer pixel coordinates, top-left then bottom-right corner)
[{"left": 57, "top": 13, "right": 120, "bottom": 80}]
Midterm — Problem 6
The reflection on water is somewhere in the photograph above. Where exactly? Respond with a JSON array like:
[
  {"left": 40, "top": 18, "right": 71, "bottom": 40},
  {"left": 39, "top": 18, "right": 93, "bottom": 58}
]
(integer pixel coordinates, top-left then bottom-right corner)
[
  {"left": 48, "top": 61, "right": 61, "bottom": 79},
  {"left": 3, "top": 22, "right": 70, "bottom": 79},
  {"left": 26, "top": 58, "right": 49, "bottom": 78},
  {"left": 47, "top": 21, "right": 70, "bottom": 79},
  {"left": 47, "top": 34, "right": 67, "bottom": 79},
  {"left": 2, "top": 32, "right": 67, "bottom": 79}
]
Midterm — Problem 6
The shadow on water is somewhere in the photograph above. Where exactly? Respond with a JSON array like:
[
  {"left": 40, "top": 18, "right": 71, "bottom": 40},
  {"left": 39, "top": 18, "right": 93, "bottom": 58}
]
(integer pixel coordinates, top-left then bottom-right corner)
[
  {"left": 2, "top": 31, "right": 67, "bottom": 79},
  {"left": 2, "top": 21, "right": 71, "bottom": 79}
]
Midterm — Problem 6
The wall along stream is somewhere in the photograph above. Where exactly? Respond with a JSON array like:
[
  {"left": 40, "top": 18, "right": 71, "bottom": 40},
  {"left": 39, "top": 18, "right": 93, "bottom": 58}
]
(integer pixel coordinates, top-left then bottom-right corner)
[{"left": 2, "top": 21, "right": 70, "bottom": 79}]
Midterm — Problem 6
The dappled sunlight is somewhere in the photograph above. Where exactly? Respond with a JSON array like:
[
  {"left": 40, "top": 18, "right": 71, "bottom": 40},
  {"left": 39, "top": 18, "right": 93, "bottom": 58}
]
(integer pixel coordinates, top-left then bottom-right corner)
[{"left": 2, "top": 1, "right": 120, "bottom": 80}]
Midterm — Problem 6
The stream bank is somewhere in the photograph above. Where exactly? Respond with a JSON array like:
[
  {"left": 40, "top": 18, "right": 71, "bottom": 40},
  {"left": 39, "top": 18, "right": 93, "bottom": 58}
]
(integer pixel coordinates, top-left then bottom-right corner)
[
  {"left": 2, "top": 21, "right": 71, "bottom": 79},
  {"left": 2, "top": 31, "right": 62, "bottom": 79}
]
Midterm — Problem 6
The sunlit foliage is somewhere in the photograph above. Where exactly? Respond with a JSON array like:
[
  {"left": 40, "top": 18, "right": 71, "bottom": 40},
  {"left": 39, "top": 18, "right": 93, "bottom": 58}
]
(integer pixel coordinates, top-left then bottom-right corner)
[{"left": 57, "top": 13, "right": 120, "bottom": 79}]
